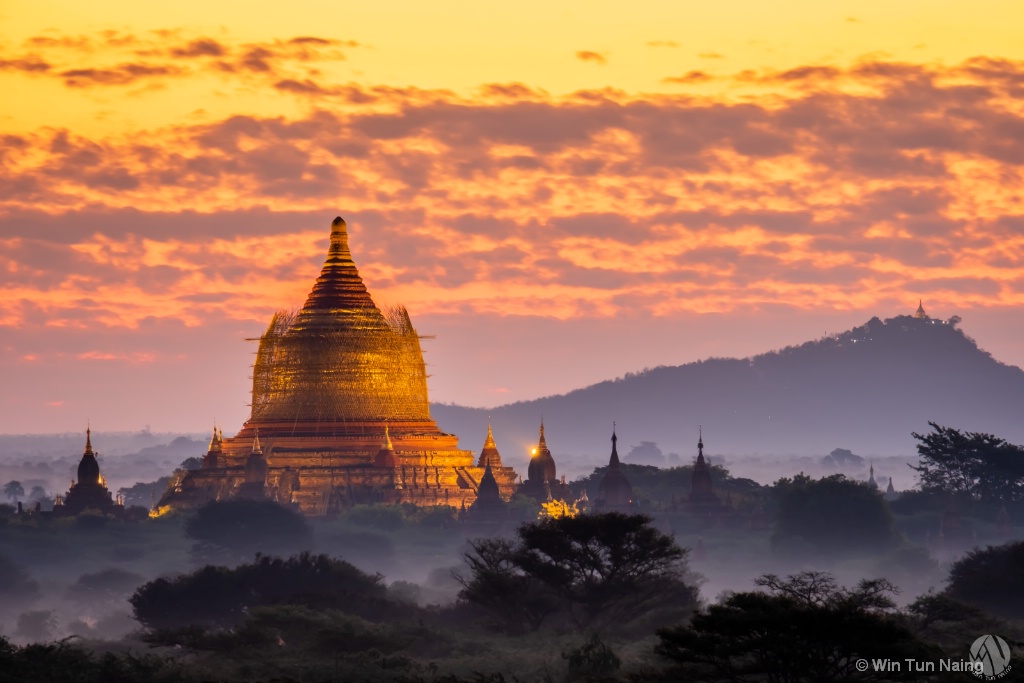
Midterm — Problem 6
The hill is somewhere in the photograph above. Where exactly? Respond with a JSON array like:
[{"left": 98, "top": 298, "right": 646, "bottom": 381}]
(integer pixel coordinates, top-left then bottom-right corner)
[{"left": 432, "top": 315, "right": 1024, "bottom": 471}]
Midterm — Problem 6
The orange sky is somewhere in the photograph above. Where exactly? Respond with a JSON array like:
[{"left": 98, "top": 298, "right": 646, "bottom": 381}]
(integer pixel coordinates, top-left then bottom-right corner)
[{"left": 2, "top": 1, "right": 1023, "bottom": 433}]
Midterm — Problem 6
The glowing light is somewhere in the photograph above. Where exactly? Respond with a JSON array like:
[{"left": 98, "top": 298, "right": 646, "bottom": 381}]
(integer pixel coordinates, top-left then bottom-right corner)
[
  {"left": 148, "top": 505, "right": 172, "bottom": 518},
  {"left": 540, "top": 499, "right": 579, "bottom": 519}
]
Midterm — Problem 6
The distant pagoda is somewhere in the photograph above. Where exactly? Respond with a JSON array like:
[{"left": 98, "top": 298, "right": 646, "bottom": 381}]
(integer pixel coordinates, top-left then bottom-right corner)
[
  {"left": 517, "top": 421, "right": 572, "bottom": 503},
  {"left": 686, "top": 427, "right": 726, "bottom": 517},
  {"left": 157, "top": 217, "right": 518, "bottom": 515},
  {"left": 593, "top": 426, "right": 637, "bottom": 514},
  {"left": 54, "top": 429, "right": 124, "bottom": 517}
]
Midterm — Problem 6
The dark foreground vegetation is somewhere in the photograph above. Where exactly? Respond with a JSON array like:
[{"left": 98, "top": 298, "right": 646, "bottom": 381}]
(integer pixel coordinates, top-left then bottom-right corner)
[{"left": 2, "top": 420, "right": 1024, "bottom": 681}]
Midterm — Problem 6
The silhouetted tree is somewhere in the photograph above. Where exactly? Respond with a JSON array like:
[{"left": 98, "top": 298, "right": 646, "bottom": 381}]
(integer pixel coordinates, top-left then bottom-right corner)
[
  {"left": 117, "top": 477, "right": 171, "bottom": 509},
  {"left": 179, "top": 457, "right": 203, "bottom": 471},
  {"left": 457, "top": 537, "right": 557, "bottom": 633},
  {"left": 0, "top": 635, "right": 184, "bottom": 682},
  {"left": 943, "top": 541, "right": 1024, "bottom": 619},
  {"left": 458, "top": 512, "right": 697, "bottom": 634},
  {"left": 4, "top": 480, "right": 24, "bottom": 503},
  {"left": 563, "top": 633, "right": 620, "bottom": 681},
  {"left": 185, "top": 499, "right": 313, "bottom": 561},
  {"left": 911, "top": 422, "right": 1024, "bottom": 502},
  {"left": 656, "top": 572, "right": 941, "bottom": 682},
  {"left": 772, "top": 474, "right": 897, "bottom": 557},
  {"left": 131, "top": 552, "right": 393, "bottom": 630}
]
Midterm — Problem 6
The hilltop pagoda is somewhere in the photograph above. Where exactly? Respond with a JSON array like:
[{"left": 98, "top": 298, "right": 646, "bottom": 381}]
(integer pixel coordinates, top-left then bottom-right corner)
[{"left": 157, "top": 217, "right": 518, "bottom": 515}]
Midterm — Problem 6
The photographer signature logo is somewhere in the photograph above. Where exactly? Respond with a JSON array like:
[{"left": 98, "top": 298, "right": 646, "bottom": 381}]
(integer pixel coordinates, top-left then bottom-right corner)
[{"left": 970, "top": 635, "right": 1012, "bottom": 680}]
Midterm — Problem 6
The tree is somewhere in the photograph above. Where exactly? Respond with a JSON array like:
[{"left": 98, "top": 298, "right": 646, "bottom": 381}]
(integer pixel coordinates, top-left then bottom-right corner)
[
  {"left": 772, "top": 474, "right": 897, "bottom": 557},
  {"left": 0, "top": 634, "right": 182, "bottom": 681},
  {"left": 4, "top": 480, "right": 24, "bottom": 503},
  {"left": 457, "top": 512, "right": 697, "bottom": 634},
  {"left": 131, "top": 552, "right": 393, "bottom": 631},
  {"left": 27, "top": 486, "right": 47, "bottom": 503},
  {"left": 656, "top": 571, "right": 942, "bottom": 682},
  {"left": 117, "top": 477, "right": 172, "bottom": 509},
  {"left": 943, "top": 541, "right": 1024, "bottom": 619},
  {"left": 910, "top": 422, "right": 1024, "bottom": 502},
  {"left": 185, "top": 499, "right": 313, "bottom": 561}
]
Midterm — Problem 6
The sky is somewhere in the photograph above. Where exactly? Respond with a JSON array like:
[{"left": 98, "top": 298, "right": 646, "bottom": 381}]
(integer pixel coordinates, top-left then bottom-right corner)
[{"left": 1, "top": 1, "right": 1024, "bottom": 435}]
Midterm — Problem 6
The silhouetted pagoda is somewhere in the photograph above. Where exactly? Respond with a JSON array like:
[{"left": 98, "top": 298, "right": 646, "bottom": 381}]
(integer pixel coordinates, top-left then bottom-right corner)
[
  {"left": 686, "top": 427, "right": 729, "bottom": 519},
  {"left": 914, "top": 299, "right": 928, "bottom": 319},
  {"left": 157, "top": 217, "right": 518, "bottom": 515},
  {"left": 593, "top": 427, "right": 636, "bottom": 514},
  {"left": 54, "top": 429, "right": 124, "bottom": 517},
  {"left": 517, "top": 421, "right": 572, "bottom": 503}
]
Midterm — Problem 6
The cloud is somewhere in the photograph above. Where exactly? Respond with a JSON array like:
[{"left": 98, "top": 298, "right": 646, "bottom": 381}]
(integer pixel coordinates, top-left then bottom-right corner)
[
  {"left": 662, "top": 70, "right": 713, "bottom": 84},
  {"left": 0, "top": 56, "right": 51, "bottom": 73},
  {"left": 2, "top": 56, "right": 1024, "bottom": 334},
  {"left": 60, "top": 63, "right": 186, "bottom": 87},
  {"left": 2, "top": 30, "right": 357, "bottom": 89},
  {"left": 576, "top": 51, "right": 608, "bottom": 65},
  {"left": 170, "top": 38, "right": 227, "bottom": 58}
]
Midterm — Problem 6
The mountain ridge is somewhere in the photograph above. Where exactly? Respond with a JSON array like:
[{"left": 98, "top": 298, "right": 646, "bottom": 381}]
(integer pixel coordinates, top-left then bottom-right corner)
[{"left": 432, "top": 314, "right": 1024, "bottom": 467}]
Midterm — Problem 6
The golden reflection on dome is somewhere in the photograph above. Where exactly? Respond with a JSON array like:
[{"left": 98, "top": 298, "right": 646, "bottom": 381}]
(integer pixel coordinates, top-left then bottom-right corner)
[{"left": 249, "top": 218, "right": 431, "bottom": 424}]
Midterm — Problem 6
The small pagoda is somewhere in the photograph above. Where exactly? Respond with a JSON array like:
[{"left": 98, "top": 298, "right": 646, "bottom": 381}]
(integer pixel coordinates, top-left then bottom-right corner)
[
  {"left": 593, "top": 427, "right": 637, "bottom": 514},
  {"left": 54, "top": 429, "right": 124, "bottom": 517},
  {"left": 517, "top": 421, "right": 572, "bottom": 503}
]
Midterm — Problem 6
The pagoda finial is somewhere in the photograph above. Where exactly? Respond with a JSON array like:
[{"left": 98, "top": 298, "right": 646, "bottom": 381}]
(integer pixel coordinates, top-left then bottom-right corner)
[
  {"left": 914, "top": 299, "right": 927, "bottom": 319},
  {"left": 698, "top": 425, "right": 704, "bottom": 453},
  {"left": 84, "top": 427, "right": 94, "bottom": 456},
  {"left": 383, "top": 422, "right": 394, "bottom": 450},
  {"left": 538, "top": 419, "right": 547, "bottom": 449},
  {"left": 252, "top": 429, "right": 262, "bottom": 455},
  {"left": 609, "top": 423, "right": 620, "bottom": 467},
  {"left": 328, "top": 216, "right": 353, "bottom": 264},
  {"left": 484, "top": 421, "right": 496, "bottom": 449}
]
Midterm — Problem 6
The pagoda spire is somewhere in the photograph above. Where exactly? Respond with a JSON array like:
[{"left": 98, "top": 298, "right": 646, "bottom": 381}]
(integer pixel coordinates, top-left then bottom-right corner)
[
  {"left": 914, "top": 299, "right": 928, "bottom": 319},
  {"left": 538, "top": 419, "right": 547, "bottom": 450},
  {"left": 696, "top": 425, "right": 705, "bottom": 464},
  {"left": 478, "top": 421, "right": 503, "bottom": 468},
  {"left": 609, "top": 422, "right": 620, "bottom": 468},
  {"left": 84, "top": 427, "right": 94, "bottom": 456},
  {"left": 383, "top": 422, "right": 394, "bottom": 450},
  {"left": 252, "top": 429, "right": 262, "bottom": 455},
  {"left": 208, "top": 423, "right": 222, "bottom": 451},
  {"left": 298, "top": 216, "right": 378, "bottom": 317}
]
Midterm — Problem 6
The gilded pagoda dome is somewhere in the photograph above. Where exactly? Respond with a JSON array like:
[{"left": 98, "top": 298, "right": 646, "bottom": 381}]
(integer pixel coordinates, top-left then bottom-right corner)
[{"left": 248, "top": 217, "right": 431, "bottom": 426}]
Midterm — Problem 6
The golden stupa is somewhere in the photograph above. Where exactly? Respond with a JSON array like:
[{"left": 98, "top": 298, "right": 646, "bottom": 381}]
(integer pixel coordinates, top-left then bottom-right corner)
[{"left": 157, "top": 217, "right": 518, "bottom": 515}]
